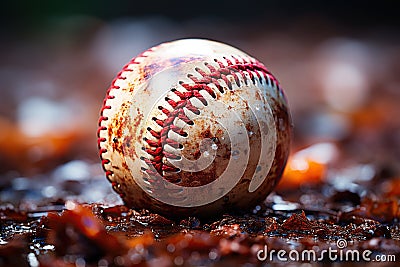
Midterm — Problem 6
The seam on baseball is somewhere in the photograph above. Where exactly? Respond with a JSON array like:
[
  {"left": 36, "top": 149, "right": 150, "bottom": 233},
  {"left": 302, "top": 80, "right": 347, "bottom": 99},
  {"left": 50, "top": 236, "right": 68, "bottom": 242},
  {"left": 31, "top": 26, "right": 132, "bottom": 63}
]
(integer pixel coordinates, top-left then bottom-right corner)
[
  {"left": 97, "top": 46, "right": 161, "bottom": 191},
  {"left": 141, "top": 55, "right": 282, "bottom": 183}
]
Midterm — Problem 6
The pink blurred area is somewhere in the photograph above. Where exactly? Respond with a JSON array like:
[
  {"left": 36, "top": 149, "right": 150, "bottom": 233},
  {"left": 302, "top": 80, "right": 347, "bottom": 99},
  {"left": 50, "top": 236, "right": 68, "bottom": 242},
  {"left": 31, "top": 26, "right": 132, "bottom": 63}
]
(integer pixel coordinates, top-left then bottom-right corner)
[{"left": 0, "top": 11, "right": 399, "bottom": 180}]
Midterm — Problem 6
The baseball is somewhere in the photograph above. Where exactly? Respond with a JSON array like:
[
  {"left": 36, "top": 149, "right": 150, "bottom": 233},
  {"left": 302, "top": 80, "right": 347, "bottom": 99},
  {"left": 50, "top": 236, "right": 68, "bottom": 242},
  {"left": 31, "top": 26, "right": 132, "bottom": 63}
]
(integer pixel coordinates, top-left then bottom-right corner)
[{"left": 98, "top": 39, "right": 291, "bottom": 218}]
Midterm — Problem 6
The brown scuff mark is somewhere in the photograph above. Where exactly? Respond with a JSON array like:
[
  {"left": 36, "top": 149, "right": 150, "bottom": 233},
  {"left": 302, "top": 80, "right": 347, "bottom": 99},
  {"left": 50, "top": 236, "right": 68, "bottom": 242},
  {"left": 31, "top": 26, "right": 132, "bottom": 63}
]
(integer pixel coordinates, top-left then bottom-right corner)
[
  {"left": 108, "top": 102, "right": 144, "bottom": 162},
  {"left": 127, "top": 83, "right": 136, "bottom": 93},
  {"left": 124, "top": 109, "right": 144, "bottom": 160},
  {"left": 199, "top": 127, "right": 213, "bottom": 139},
  {"left": 137, "top": 65, "right": 153, "bottom": 84},
  {"left": 121, "top": 160, "right": 130, "bottom": 175},
  {"left": 267, "top": 96, "right": 291, "bottom": 187},
  {"left": 108, "top": 103, "right": 129, "bottom": 155},
  {"left": 181, "top": 124, "right": 213, "bottom": 161},
  {"left": 167, "top": 123, "right": 230, "bottom": 187}
]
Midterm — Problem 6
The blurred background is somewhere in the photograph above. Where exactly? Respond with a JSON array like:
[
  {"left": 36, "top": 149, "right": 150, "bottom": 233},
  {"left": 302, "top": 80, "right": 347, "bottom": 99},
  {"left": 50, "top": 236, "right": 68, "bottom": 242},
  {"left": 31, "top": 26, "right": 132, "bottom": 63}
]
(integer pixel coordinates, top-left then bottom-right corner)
[{"left": 0, "top": 1, "right": 399, "bottom": 204}]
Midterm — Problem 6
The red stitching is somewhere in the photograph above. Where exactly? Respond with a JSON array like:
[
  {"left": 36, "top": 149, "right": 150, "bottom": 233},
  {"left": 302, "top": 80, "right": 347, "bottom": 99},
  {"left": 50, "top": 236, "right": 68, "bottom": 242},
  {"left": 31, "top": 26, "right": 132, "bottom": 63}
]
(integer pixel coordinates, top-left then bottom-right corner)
[
  {"left": 98, "top": 47, "right": 283, "bottom": 186},
  {"left": 142, "top": 57, "right": 281, "bottom": 182},
  {"left": 97, "top": 54, "right": 145, "bottom": 180}
]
